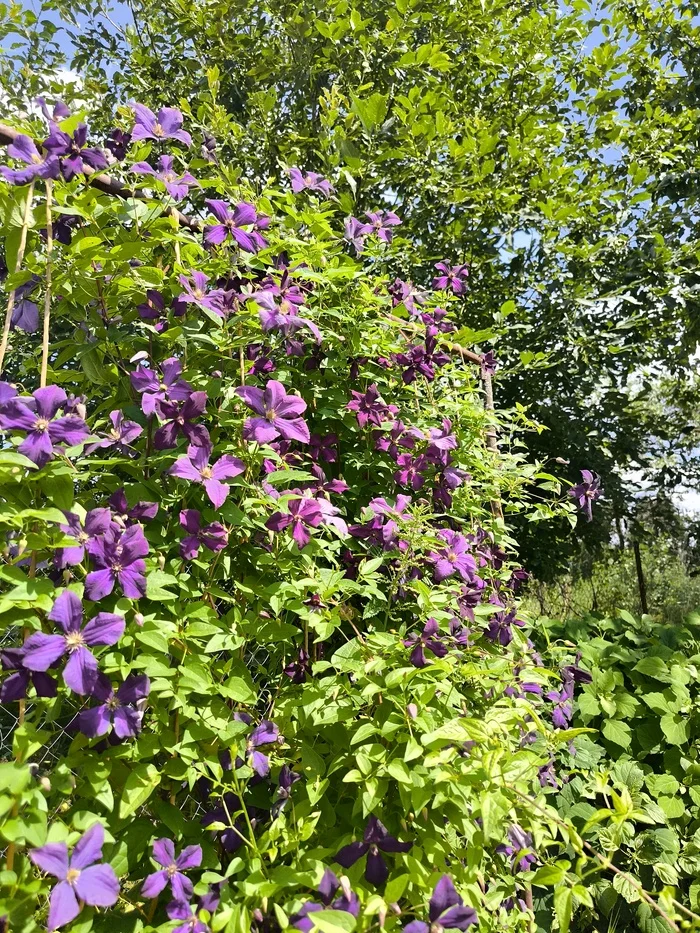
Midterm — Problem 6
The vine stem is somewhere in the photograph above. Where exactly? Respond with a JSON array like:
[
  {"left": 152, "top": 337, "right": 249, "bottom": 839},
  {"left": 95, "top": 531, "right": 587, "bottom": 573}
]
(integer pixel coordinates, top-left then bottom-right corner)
[
  {"left": 0, "top": 182, "right": 35, "bottom": 375},
  {"left": 40, "top": 180, "right": 53, "bottom": 388}
]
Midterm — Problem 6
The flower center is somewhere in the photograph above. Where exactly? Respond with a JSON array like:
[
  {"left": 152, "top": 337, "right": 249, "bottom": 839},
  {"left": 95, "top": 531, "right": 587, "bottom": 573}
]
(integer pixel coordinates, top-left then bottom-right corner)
[
  {"left": 66, "top": 868, "right": 81, "bottom": 885},
  {"left": 265, "top": 409, "right": 277, "bottom": 422},
  {"left": 447, "top": 551, "right": 458, "bottom": 563},
  {"left": 159, "top": 381, "right": 168, "bottom": 391},
  {"left": 77, "top": 531, "right": 89, "bottom": 543},
  {"left": 106, "top": 695, "right": 120, "bottom": 711},
  {"left": 33, "top": 418, "right": 50, "bottom": 432},
  {"left": 112, "top": 562, "right": 123, "bottom": 573},
  {"left": 109, "top": 429, "right": 121, "bottom": 439},
  {"left": 65, "top": 632, "right": 85, "bottom": 652},
  {"left": 153, "top": 122, "right": 164, "bottom": 137},
  {"left": 166, "top": 863, "right": 178, "bottom": 877},
  {"left": 164, "top": 172, "right": 176, "bottom": 183},
  {"left": 194, "top": 288, "right": 205, "bottom": 299},
  {"left": 200, "top": 467, "right": 213, "bottom": 479}
]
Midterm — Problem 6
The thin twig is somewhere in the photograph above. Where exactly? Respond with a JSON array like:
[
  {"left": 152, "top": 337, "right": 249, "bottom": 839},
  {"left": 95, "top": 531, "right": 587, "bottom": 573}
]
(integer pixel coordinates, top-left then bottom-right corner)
[
  {"left": 40, "top": 180, "right": 53, "bottom": 387},
  {"left": 0, "top": 181, "right": 35, "bottom": 374}
]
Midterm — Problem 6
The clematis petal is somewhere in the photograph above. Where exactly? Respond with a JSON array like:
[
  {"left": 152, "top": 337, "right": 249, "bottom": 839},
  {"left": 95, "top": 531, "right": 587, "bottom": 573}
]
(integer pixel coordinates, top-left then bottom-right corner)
[
  {"left": 63, "top": 646, "right": 98, "bottom": 695},
  {"left": 84, "top": 568, "right": 115, "bottom": 601},
  {"left": 430, "top": 875, "right": 462, "bottom": 921},
  {"left": 365, "top": 849, "right": 389, "bottom": 886},
  {"left": 48, "top": 590, "right": 83, "bottom": 633},
  {"left": 47, "top": 880, "right": 80, "bottom": 931},
  {"left": 335, "top": 841, "right": 368, "bottom": 868},
  {"left": 74, "top": 863, "right": 120, "bottom": 907},
  {"left": 82, "top": 612, "right": 125, "bottom": 647},
  {"left": 175, "top": 844, "right": 202, "bottom": 870},
  {"left": 22, "top": 633, "right": 66, "bottom": 671},
  {"left": 30, "top": 842, "right": 69, "bottom": 879},
  {"left": 71, "top": 823, "right": 104, "bottom": 869},
  {"left": 141, "top": 869, "right": 169, "bottom": 898}
]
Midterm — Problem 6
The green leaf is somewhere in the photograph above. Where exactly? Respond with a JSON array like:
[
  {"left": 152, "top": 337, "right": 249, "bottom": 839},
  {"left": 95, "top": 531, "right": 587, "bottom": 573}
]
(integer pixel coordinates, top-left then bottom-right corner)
[
  {"left": 309, "top": 910, "right": 357, "bottom": 933},
  {"left": 660, "top": 712, "right": 688, "bottom": 746},
  {"left": 351, "top": 92, "right": 388, "bottom": 132},
  {"left": 554, "top": 885, "right": 573, "bottom": 933},
  {"left": 118, "top": 764, "right": 161, "bottom": 819},
  {"left": 602, "top": 720, "right": 631, "bottom": 748}
]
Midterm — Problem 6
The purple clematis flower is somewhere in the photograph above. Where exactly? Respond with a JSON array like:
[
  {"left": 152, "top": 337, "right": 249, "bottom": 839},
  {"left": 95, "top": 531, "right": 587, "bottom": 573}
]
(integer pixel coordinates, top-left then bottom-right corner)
[
  {"left": 142, "top": 839, "right": 202, "bottom": 901},
  {"left": 485, "top": 609, "right": 524, "bottom": 647},
  {"left": 480, "top": 350, "right": 497, "bottom": 377},
  {"left": 203, "top": 199, "right": 259, "bottom": 252},
  {"left": 546, "top": 679, "right": 574, "bottom": 729},
  {"left": 245, "top": 720, "right": 280, "bottom": 777},
  {"left": 170, "top": 444, "right": 245, "bottom": 508},
  {"left": 291, "top": 869, "right": 359, "bottom": 932},
  {"left": 86, "top": 410, "right": 143, "bottom": 455},
  {"left": 130, "top": 103, "right": 192, "bottom": 146},
  {"left": 36, "top": 98, "right": 71, "bottom": 122},
  {"left": 266, "top": 497, "right": 324, "bottom": 549},
  {"left": 201, "top": 792, "right": 250, "bottom": 853},
  {"left": 137, "top": 289, "right": 166, "bottom": 329},
  {"left": 394, "top": 335, "right": 450, "bottom": 384},
  {"left": 236, "top": 380, "right": 310, "bottom": 444},
  {"left": 177, "top": 272, "right": 222, "bottom": 316},
  {"left": 336, "top": 816, "right": 411, "bottom": 886},
  {"left": 43, "top": 122, "right": 109, "bottom": 180},
  {"left": 561, "top": 654, "right": 592, "bottom": 685},
  {"left": 108, "top": 489, "right": 159, "bottom": 526},
  {"left": 365, "top": 210, "right": 401, "bottom": 243},
  {"left": 403, "top": 619, "right": 450, "bottom": 668},
  {"left": 496, "top": 826, "right": 537, "bottom": 873},
  {"left": 427, "top": 530, "right": 476, "bottom": 583},
  {"left": 347, "top": 384, "right": 397, "bottom": 429},
  {"left": 48, "top": 213, "right": 81, "bottom": 245},
  {"left": 30, "top": 824, "right": 119, "bottom": 931},
  {"left": 11, "top": 277, "right": 40, "bottom": 333},
  {"left": 309, "top": 433, "right": 338, "bottom": 463},
  {"left": 428, "top": 528, "right": 476, "bottom": 583},
  {"left": 404, "top": 875, "right": 477, "bottom": 933},
  {"left": 0, "top": 648, "right": 57, "bottom": 702},
  {"left": 154, "top": 392, "right": 209, "bottom": 450},
  {"left": 78, "top": 671, "right": 150, "bottom": 738},
  {"left": 131, "top": 155, "right": 197, "bottom": 201},
  {"left": 255, "top": 290, "right": 321, "bottom": 343},
  {"left": 55, "top": 508, "right": 112, "bottom": 568},
  {"left": 568, "top": 470, "right": 602, "bottom": 522},
  {"left": 427, "top": 419, "right": 457, "bottom": 453},
  {"left": 433, "top": 261, "right": 470, "bottom": 295},
  {"left": 290, "top": 168, "right": 334, "bottom": 196},
  {"left": 394, "top": 453, "right": 430, "bottom": 491},
  {"left": 167, "top": 899, "right": 209, "bottom": 933},
  {"left": 0, "top": 134, "right": 60, "bottom": 185},
  {"left": 284, "top": 647, "right": 311, "bottom": 684},
  {"left": 22, "top": 591, "right": 125, "bottom": 695},
  {"left": 0, "top": 386, "right": 89, "bottom": 467},
  {"left": 84, "top": 524, "right": 149, "bottom": 600},
  {"left": 105, "top": 129, "right": 132, "bottom": 160},
  {"left": 388, "top": 279, "right": 425, "bottom": 317},
  {"left": 179, "top": 509, "right": 228, "bottom": 559},
  {"left": 344, "top": 216, "right": 372, "bottom": 254},
  {"left": 130, "top": 357, "right": 193, "bottom": 417}
]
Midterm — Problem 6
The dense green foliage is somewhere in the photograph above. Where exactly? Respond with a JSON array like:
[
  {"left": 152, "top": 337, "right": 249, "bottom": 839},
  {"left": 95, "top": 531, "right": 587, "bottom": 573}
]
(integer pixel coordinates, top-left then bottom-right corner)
[
  {"left": 3, "top": 0, "right": 700, "bottom": 572},
  {"left": 539, "top": 610, "right": 700, "bottom": 932}
]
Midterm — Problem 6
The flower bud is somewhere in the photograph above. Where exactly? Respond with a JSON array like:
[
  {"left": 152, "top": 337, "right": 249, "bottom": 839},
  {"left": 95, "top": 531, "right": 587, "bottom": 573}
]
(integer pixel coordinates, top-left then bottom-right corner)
[
  {"left": 158, "top": 554, "right": 165, "bottom": 570},
  {"left": 134, "top": 612, "right": 145, "bottom": 627},
  {"left": 407, "top": 703, "right": 418, "bottom": 720}
]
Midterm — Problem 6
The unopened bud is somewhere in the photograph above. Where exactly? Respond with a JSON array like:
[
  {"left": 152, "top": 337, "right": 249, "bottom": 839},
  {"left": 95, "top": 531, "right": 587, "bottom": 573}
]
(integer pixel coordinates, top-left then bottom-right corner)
[
  {"left": 378, "top": 907, "right": 387, "bottom": 929},
  {"left": 340, "top": 876, "right": 353, "bottom": 899},
  {"left": 407, "top": 703, "right": 418, "bottom": 720},
  {"left": 16, "top": 537, "right": 27, "bottom": 557},
  {"left": 389, "top": 903, "right": 402, "bottom": 916},
  {"left": 134, "top": 612, "right": 145, "bottom": 627},
  {"left": 75, "top": 403, "right": 87, "bottom": 420},
  {"left": 252, "top": 910, "right": 264, "bottom": 924},
  {"left": 158, "top": 554, "right": 165, "bottom": 570},
  {"left": 39, "top": 777, "right": 51, "bottom": 793},
  {"left": 212, "top": 370, "right": 222, "bottom": 379}
]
